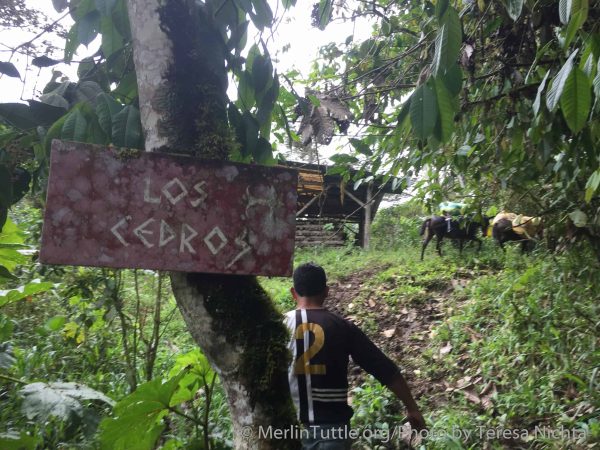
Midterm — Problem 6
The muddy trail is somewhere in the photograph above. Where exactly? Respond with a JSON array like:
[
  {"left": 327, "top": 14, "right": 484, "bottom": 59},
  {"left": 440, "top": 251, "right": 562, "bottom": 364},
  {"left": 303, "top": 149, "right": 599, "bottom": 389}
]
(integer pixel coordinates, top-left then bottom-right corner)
[{"left": 324, "top": 264, "right": 474, "bottom": 414}]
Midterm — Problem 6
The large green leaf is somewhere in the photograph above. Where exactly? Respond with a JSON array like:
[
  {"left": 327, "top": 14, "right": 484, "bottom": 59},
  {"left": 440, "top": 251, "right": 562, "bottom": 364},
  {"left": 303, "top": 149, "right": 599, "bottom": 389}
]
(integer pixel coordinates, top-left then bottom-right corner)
[
  {"left": 19, "top": 382, "right": 114, "bottom": 422},
  {"left": 100, "top": 16, "right": 123, "bottom": 58},
  {"left": 112, "top": 105, "right": 142, "bottom": 148},
  {"left": 78, "top": 11, "right": 100, "bottom": 46},
  {"left": 410, "top": 84, "right": 438, "bottom": 141},
  {"left": 532, "top": 70, "right": 550, "bottom": 115},
  {"left": 560, "top": 67, "right": 590, "bottom": 133},
  {"left": 432, "top": 7, "right": 462, "bottom": 76},
  {"left": 95, "top": 0, "right": 117, "bottom": 15},
  {"left": 99, "top": 371, "right": 186, "bottom": 450},
  {"left": 0, "top": 103, "right": 37, "bottom": 130},
  {"left": 95, "top": 93, "right": 122, "bottom": 136},
  {"left": 62, "top": 108, "right": 89, "bottom": 142},
  {"left": 433, "top": 78, "right": 454, "bottom": 142},
  {"left": 585, "top": 169, "right": 600, "bottom": 202},
  {"left": 0, "top": 280, "right": 55, "bottom": 308},
  {"left": 546, "top": 49, "right": 578, "bottom": 111},
  {"left": 0, "top": 62, "right": 21, "bottom": 78},
  {"left": 563, "top": 0, "right": 588, "bottom": 48}
]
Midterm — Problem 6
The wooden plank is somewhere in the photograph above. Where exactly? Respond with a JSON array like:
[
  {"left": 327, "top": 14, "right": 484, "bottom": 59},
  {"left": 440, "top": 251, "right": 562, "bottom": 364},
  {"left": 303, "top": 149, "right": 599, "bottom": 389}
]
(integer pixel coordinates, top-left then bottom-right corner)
[{"left": 40, "top": 140, "right": 298, "bottom": 277}]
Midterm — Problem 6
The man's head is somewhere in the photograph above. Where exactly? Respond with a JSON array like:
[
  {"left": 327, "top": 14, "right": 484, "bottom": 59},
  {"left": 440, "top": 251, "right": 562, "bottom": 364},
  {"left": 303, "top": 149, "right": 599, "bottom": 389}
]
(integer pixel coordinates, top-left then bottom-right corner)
[{"left": 291, "top": 262, "right": 328, "bottom": 306}]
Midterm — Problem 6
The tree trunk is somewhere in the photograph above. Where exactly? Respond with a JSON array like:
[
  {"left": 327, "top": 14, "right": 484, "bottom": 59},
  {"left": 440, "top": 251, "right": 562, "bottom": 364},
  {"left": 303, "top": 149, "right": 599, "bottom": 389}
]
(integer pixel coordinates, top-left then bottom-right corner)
[{"left": 126, "top": 1, "right": 299, "bottom": 448}]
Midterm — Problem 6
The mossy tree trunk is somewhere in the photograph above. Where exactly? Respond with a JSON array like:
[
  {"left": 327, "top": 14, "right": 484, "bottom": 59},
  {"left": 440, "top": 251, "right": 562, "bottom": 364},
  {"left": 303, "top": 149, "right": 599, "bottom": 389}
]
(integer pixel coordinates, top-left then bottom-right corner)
[{"left": 126, "top": 0, "right": 299, "bottom": 448}]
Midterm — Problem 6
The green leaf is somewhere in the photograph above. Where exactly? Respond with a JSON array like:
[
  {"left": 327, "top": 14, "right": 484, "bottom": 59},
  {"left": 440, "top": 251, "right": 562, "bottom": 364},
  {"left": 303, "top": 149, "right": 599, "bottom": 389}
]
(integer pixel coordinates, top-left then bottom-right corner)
[
  {"left": 593, "top": 58, "right": 600, "bottom": 98},
  {"left": 435, "top": 0, "right": 449, "bottom": 19},
  {"left": 44, "top": 114, "right": 69, "bottom": 156},
  {"left": 74, "top": 81, "right": 104, "bottom": 106},
  {"left": 19, "top": 382, "right": 114, "bottom": 422},
  {"left": 505, "top": 0, "right": 524, "bottom": 21},
  {"left": 0, "top": 103, "right": 37, "bottom": 130},
  {"left": 397, "top": 97, "right": 412, "bottom": 129},
  {"left": 95, "top": 93, "right": 121, "bottom": 136},
  {"left": 432, "top": 7, "right": 462, "bottom": 76},
  {"left": 251, "top": 55, "right": 272, "bottom": 95},
  {"left": 568, "top": 209, "right": 588, "bottom": 227},
  {"left": 350, "top": 138, "right": 372, "bottom": 156},
  {"left": 410, "top": 84, "right": 438, "bottom": 140},
  {"left": 78, "top": 11, "right": 100, "bottom": 46},
  {"left": 64, "top": 24, "right": 79, "bottom": 63},
  {"left": 32, "top": 55, "right": 62, "bottom": 68},
  {"left": 111, "top": 0, "right": 131, "bottom": 40},
  {"left": 533, "top": 70, "right": 550, "bottom": 115},
  {"left": 28, "top": 100, "right": 66, "bottom": 125},
  {"left": 0, "top": 280, "right": 55, "bottom": 308},
  {"left": 442, "top": 64, "right": 463, "bottom": 95},
  {"left": 250, "top": 0, "right": 274, "bottom": 30},
  {"left": 242, "top": 111, "right": 259, "bottom": 157},
  {"left": 314, "top": 0, "right": 333, "bottom": 30},
  {"left": 560, "top": 67, "right": 590, "bottom": 133},
  {"left": 45, "top": 315, "right": 67, "bottom": 331},
  {"left": 39, "top": 93, "right": 69, "bottom": 110},
  {"left": 52, "top": 0, "right": 68, "bottom": 12},
  {"left": 585, "top": 169, "right": 600, "bottom": 202},
  {"left": 546, "top": 49, "right": 578, "bottom": 111},
  {"left": 433, "top": 77, "right": 454, "bottom": 142},
  {"left": 254, "top": 137, "right": 274, "bottom": 164},
  {"left": 99, "top": 372, "right": 186, "bottom": 450},
  {"left": 95, "top": 0, "right": 117, "bottom": 15},
  {"left": 112, "top": 105, "right": 142, "bottom": 148},
  {"left": 62, "top": 108, "right": 89, "bottom": 142},
  {"left": 256, "top": 75, "right": 279, "bottom": 125},
  {"left": 238, "top": 70, "right": 255, "bottom": 109},
  {"left": 0, "top": 62, "right": 21, "bottom": 78},
  {"left": 100, "top": 16, "right": 123, "bottom": 57},
  {"left": 563, "top": 0, "right": 588, "bottom": 48}
]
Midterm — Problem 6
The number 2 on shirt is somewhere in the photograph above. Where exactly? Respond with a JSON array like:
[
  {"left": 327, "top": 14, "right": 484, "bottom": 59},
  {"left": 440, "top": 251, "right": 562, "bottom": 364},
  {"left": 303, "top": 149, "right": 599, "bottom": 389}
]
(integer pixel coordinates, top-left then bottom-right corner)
[{"left": 293, "top": 323, "right": 327, "bottom": 375}]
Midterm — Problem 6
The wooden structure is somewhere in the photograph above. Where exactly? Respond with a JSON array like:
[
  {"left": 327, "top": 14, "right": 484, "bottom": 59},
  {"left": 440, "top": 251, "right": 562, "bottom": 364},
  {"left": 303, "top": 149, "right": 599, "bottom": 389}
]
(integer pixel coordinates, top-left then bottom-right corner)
[{"left": 282, "top": 161, "right": 399, "bottom": 249}]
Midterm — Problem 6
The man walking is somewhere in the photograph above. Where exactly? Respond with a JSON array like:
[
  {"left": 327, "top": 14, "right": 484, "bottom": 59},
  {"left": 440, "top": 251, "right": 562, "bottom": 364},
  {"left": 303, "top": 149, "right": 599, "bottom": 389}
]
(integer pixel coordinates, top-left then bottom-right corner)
[{"left": 285, "top": 262, "right": 426, "bottom": 448}]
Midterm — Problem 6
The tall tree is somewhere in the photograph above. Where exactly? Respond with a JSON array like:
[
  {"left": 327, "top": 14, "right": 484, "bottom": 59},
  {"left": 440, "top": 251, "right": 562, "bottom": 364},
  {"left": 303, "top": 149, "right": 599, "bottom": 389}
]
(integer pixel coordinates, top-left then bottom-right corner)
[{"left": 125, "top": 1, "right": 297, "bottom": 448}]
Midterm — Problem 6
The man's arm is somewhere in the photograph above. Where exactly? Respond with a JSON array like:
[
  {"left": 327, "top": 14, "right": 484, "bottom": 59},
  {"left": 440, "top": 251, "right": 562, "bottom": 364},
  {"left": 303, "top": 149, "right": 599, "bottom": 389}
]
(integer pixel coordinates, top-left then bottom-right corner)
[{"left": 386, "top": 372, "right": 426, "bottom": 431}]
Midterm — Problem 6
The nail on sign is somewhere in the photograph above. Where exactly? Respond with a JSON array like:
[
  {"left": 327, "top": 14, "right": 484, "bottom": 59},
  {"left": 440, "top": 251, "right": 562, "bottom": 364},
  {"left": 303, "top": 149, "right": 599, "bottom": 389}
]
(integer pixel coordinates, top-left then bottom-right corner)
[{"left": 40, "top": 140, "right": 298, "bottom": 276}]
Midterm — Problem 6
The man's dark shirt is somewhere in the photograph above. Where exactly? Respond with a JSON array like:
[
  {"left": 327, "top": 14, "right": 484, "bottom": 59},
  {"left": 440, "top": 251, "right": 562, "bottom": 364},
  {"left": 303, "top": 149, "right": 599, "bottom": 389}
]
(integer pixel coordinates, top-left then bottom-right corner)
[{"left": 285, "top": 308, "right": 400, "bottom": 425}]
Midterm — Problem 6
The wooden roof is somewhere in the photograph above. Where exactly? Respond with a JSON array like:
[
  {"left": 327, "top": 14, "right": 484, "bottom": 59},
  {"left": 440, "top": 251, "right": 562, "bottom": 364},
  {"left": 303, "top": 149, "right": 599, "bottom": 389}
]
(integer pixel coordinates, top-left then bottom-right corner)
[{"left": 280, "top": 161, "right": 399, "bottom": 222}]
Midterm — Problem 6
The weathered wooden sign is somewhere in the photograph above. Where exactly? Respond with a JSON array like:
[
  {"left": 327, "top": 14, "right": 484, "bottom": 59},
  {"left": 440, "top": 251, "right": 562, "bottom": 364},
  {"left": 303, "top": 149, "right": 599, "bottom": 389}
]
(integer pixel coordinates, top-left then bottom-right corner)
[{"left": 40, "top": 141, "right": 298, "bottom": 276}]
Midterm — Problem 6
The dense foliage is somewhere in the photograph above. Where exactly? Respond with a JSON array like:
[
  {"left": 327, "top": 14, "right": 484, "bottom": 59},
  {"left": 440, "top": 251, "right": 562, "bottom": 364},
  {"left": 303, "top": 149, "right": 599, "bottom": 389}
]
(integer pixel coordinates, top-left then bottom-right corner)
[{"left": 281, "top": 0, "right": 600, "bottom": 257}]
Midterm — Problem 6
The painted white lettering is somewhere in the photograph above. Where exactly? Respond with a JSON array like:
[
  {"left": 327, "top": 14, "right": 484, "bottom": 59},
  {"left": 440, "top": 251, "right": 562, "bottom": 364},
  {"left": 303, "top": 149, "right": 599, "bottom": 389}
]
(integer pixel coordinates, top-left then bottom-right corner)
[
  {"left": 111, "top": 216, "right": 131, "bottom": 246},
  {"left": 144, "top": 178, "right": 161, "bottom": 204},
  {"left": 134, "top": 218, "right": 155, "bottom": 248},
  {"left": 180, "top": 223, "right": 198, "bottom": 254},
  {"left": 159, "top": 220, "right": 176, "bottom": 247},
  {"left": 162, "top": 178, "right": 188, "bottom": 205},
  {"left": 204, "top": 226, "right": 228, "bottom": 255},
  {"left": 226, "top": 229, "right": 252, "bottom": 268},
  {"left": 190, "top": 181, "right": 207, "bottom": 207}
]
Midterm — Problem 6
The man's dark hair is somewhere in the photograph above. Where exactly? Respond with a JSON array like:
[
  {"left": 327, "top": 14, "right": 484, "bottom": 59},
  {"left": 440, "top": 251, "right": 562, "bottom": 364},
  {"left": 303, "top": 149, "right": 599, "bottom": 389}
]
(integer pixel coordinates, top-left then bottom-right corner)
[{"left": 293, "top": 262, "right": 327, "bottom": 297}]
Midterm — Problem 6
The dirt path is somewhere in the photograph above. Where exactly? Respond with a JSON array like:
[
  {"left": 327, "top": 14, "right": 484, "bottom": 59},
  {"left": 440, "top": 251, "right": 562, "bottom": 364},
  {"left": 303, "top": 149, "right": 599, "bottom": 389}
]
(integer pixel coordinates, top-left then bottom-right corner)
[{"left": 325, "top": 264, "right": 465, "bottom": 411}]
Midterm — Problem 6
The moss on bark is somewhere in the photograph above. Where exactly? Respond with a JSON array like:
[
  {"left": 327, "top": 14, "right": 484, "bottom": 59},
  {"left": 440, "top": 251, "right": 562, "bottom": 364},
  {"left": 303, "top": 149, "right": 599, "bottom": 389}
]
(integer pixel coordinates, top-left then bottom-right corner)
[{"left": 155, "top": 0, "right": 299, "bottom": 446}]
